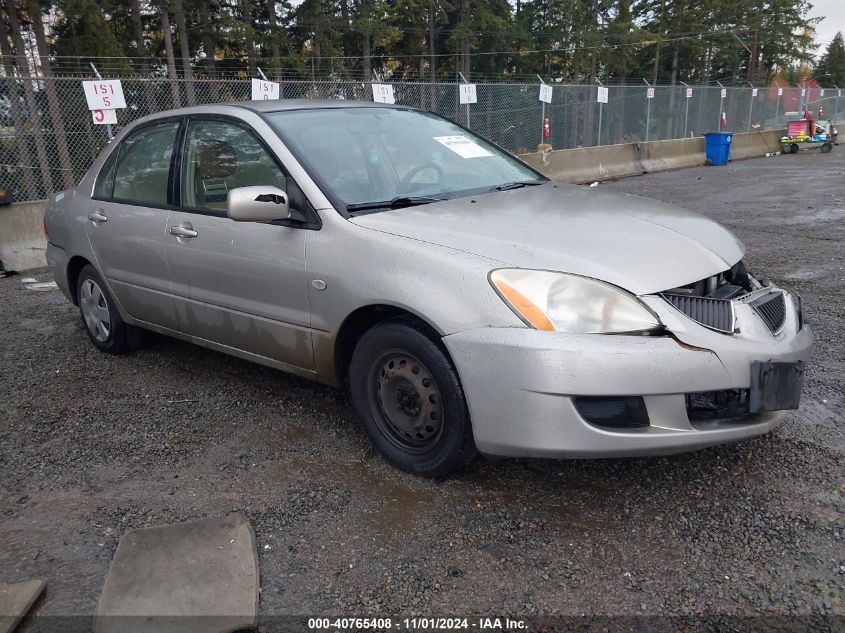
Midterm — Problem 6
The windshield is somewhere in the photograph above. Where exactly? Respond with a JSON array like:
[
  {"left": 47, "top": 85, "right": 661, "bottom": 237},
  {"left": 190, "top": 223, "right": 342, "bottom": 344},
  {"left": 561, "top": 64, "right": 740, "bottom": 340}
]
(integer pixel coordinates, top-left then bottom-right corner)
[{"left": 267, "top": 107, "right": 545, "bottom": 212}]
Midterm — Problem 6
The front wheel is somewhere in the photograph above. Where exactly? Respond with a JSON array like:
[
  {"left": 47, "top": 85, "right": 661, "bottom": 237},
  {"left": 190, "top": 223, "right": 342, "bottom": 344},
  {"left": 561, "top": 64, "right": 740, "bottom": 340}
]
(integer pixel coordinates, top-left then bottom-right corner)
[
  {"left": 821, "top": 142, "right": 833, "bottom": 153},
  {"left": 348, "top": 320, "right": 477, "bottom": 477}
]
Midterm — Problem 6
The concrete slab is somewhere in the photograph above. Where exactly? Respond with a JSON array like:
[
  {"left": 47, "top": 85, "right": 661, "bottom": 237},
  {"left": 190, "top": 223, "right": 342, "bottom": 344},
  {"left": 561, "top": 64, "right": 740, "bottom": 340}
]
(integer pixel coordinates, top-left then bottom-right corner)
[
  {"left": 0, "top": 579, "right": 46, "bottom": 633},
  {"left": 95, "top": 513, "right": 258, "bottom": 633}
]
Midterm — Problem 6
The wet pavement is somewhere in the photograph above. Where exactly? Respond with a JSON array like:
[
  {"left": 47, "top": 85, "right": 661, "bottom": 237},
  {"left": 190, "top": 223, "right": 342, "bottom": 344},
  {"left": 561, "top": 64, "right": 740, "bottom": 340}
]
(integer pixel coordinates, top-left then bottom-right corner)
[{"left": 1, "top": 148, "right": 843, "bottom": 630}]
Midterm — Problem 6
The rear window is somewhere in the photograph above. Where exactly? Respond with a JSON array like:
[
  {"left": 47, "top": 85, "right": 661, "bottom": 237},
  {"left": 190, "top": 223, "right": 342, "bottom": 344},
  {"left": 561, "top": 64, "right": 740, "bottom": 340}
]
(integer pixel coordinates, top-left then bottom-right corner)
[{"left": 92, "top": 147, "right": 118, "bottom": 200}]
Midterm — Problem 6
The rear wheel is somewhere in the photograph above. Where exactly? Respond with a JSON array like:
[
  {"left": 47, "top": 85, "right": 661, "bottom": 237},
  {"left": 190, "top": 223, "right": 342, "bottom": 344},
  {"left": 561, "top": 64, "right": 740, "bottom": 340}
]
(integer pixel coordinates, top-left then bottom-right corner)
[
  {"left": 789, "top": 143, "right": 800, "bottom": 154},
  {"left": 77, "top": 265, "right": 141, "bottom": 354},
  {"left": 821, "top": 142, "right": 832, "bottom": 153},
  {"left": 348, "top": 320, "right": 476, "bottom": 477}
]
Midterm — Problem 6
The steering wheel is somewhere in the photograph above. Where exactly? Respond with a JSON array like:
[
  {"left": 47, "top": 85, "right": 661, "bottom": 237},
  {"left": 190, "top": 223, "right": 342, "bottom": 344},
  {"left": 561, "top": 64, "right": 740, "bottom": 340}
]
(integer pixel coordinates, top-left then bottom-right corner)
[{"left": 397, "top": 162, "right": 444, "bottom": 193}]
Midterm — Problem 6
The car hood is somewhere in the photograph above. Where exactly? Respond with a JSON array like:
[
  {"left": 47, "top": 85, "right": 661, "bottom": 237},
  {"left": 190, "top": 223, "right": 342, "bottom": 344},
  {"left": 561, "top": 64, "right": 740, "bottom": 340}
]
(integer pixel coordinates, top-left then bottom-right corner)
[{"left": 349, "top": 182, "right": 744, "bottom": 296}]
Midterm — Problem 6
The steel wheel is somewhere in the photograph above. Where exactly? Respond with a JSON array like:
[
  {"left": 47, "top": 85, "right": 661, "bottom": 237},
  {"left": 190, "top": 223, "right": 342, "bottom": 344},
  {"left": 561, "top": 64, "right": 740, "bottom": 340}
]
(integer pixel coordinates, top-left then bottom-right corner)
[
  {"left": 370, "top": 350, "right": 444, "bottom": 454},
  {"left": 79, "top": 278, "right": 111, "bottom": 342}
]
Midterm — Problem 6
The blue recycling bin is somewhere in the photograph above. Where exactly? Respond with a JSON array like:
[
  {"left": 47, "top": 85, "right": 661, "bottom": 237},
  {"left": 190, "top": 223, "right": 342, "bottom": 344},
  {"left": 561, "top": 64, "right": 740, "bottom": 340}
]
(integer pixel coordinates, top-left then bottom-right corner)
[{"left": 703, "top": 132, "right": 733, "bottom": 166}]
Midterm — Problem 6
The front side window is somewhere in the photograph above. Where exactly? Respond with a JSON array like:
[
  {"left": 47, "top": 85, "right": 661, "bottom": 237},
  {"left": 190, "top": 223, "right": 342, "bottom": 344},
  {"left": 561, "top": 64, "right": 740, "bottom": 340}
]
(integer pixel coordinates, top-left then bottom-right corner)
[
  {"left": 267, "top": 108, "right": 544, "bottom": 210},
  {"left": 181, "top": 119, "right": 287, "bottom": 213},
  {"left": 112, "top": 121, "right": 179, "bottom": 206}
]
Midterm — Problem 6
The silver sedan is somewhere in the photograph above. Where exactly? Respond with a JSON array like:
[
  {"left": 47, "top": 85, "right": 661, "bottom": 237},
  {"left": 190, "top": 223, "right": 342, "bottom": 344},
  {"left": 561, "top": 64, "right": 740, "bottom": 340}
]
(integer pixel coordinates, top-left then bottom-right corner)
[{"left": 44, "top": 101, "right": 813, "bottom": 477}]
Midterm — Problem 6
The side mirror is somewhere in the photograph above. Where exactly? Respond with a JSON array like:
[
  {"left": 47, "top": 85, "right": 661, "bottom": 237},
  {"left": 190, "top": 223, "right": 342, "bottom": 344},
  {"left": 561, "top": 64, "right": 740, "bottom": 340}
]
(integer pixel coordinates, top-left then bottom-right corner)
[{"left": 227, "top": 186, "right": 291, "bottom": 223}]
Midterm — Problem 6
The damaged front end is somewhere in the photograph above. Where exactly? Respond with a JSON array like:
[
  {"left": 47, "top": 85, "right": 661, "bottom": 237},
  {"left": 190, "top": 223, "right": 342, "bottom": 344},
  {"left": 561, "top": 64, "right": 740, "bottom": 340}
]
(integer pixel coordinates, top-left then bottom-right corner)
[{"left": 659, "top": 260, "right": 797, "bottom": 336}]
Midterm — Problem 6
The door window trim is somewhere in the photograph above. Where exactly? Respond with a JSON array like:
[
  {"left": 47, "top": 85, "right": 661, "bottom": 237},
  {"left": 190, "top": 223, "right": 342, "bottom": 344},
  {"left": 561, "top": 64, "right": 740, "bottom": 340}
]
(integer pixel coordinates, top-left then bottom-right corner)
[
  {"left": 91, "top": 116, "right": 185, "bottom": 211},
  {"left": 173, "top": 114, "right": 322, "bottom": 230}
]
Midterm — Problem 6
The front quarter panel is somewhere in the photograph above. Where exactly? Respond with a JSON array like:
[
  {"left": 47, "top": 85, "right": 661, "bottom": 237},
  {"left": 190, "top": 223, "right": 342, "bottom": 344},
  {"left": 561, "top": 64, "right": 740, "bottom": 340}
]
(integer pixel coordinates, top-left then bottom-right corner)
[{"left": 306, "top": 212, "right": 525, "bottom": 382}]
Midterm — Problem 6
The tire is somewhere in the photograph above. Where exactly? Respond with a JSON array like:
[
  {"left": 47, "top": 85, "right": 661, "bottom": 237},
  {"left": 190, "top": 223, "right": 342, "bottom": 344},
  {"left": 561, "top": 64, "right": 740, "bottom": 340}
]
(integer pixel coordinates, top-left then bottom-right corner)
[
  {"left": 789, "top": 143, "right": 800, "bottom": 154},
  {"left": 77, "top": 264, "right": 142, "bottom": 354},
  {"left": 821, "top": 142, "right": 832, "bottom": 153},
  {"left": 348, "top": 320, "right": 477, "bottom": 477}
]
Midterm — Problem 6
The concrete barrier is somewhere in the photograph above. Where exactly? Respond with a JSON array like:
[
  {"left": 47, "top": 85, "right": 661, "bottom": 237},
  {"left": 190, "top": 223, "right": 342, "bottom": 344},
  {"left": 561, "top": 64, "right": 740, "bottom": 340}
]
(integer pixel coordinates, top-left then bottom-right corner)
[
  {"left": 0, "top": 200, "right": 49, "bottom": 272},
  {"left": 728, "top": 129, "right": 782, "bottom": 161},
  {"left": 520, "top": 129, "right": 784, "bottom": 183}
]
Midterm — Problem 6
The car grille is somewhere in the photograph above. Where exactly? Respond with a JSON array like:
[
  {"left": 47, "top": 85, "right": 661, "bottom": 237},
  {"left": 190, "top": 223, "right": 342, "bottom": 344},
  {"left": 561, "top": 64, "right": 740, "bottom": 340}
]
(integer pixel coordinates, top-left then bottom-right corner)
[
  {"left": 749, "top": 291, "right": 786, "bottom": 333},
  {"left": 661, "top": 294, "right": 734, "bottom": 333}
]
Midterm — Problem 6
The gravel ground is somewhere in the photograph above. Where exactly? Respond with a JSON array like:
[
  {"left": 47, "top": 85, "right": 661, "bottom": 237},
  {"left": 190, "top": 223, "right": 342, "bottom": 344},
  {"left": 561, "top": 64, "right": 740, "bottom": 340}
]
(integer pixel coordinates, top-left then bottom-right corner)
[{"left": 1, "top": 149, "right": 843, "bottom": 632}]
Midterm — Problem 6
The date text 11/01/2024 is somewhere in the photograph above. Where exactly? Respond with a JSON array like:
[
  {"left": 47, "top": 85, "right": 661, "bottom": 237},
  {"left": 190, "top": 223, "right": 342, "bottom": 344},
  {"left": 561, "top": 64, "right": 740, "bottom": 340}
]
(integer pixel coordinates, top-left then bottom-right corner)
[{"left": 307, "top": 617, "right": 528, "bottom": 630}]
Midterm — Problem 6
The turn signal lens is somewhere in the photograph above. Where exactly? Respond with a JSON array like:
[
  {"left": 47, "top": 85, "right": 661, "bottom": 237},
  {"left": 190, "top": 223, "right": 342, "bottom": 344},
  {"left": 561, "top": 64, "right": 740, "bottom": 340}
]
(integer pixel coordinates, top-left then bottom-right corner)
[{"left": 492, "top": 277, "right": 556, "bottom": 331}]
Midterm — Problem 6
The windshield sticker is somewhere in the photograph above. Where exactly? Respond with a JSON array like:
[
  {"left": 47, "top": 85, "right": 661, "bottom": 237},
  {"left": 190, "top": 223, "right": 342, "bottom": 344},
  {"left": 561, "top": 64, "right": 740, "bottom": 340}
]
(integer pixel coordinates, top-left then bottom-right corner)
[{"left": 433, "top": 135, "right": 493, "bottom": 159}]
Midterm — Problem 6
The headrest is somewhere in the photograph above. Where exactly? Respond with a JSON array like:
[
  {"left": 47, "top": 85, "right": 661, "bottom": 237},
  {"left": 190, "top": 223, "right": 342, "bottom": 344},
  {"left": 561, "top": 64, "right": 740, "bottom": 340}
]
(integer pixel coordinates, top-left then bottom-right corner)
[{"left": 196, "top": 139, "right": 237, "bottom": 179}]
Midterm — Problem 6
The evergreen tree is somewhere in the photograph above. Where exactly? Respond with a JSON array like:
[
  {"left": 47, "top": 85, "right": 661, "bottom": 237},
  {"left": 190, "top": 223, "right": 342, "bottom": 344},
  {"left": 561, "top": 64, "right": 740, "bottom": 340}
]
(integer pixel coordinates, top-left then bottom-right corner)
[{"left": 817, "top": 32, "right": 845, "bottom": 86}]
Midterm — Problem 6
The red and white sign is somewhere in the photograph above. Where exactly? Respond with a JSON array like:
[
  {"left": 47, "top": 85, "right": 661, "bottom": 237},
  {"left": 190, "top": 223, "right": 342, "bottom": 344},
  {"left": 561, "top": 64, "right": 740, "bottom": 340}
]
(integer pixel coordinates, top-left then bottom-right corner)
[
  {"left": 538, "top": 84, "right": 553, "bottom": 103},
  {"left": 686, "top": 87, "right": 693, "bottom": 99},
  {"left": 91, "top": 109, "right": 117, "bottom": 125},
  {"left": 646, "top": 87, "right": 655, "bottom": 99},
  {"left": 251, "top": 78, "right": 280, "bottom": 100},
  {"left": 82, "top": 79, "right": 126, "bottom": 110},
  {"left": 597, "top": 86, "right": 608, "bottom": 104},
  {"left": 371, "top": 83, "right": 395, "bottom": 104},
  {"left": 459, "top": 83, "right": 477, "bottom": 105}
]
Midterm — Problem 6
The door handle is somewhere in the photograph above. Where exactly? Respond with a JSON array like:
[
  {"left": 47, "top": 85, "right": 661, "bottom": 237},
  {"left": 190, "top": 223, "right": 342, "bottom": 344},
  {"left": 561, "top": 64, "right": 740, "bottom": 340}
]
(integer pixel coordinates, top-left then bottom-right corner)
[
  {"left": 87, "top": 210, "right": 108, "bottom": 223},
  {"left": 169, "top": 225, "right": 198, "bottom": 239}
]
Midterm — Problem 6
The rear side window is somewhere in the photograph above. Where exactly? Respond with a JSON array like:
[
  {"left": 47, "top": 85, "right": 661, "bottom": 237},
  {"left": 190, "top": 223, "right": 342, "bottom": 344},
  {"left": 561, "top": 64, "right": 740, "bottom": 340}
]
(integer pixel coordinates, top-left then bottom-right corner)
[
  {"left": 113, "top": 121, "right": 180, "bottom": 206},
  {"left": 92, "top": 148, "right": 118, "bottom": 199}
]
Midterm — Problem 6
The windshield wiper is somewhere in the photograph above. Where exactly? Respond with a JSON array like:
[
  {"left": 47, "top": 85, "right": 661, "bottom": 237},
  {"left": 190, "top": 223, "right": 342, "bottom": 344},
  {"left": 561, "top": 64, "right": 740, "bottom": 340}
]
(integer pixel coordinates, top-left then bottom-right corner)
[
  {"left": 491, "top": 180, "right": 546, "bottom": 192},
  {"left": 346, "top": 195, "right": 446, "bottom": 213}
]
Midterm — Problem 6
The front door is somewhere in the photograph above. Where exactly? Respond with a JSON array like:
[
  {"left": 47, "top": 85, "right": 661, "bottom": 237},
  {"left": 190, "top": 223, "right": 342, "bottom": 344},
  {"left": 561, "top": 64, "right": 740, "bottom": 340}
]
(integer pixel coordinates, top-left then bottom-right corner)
[
  {"left": 164, "top": 117, "right": 314, "bottom": 372},
  {"left": 85, "top": 120, "right": 180, "bottom": 329}
]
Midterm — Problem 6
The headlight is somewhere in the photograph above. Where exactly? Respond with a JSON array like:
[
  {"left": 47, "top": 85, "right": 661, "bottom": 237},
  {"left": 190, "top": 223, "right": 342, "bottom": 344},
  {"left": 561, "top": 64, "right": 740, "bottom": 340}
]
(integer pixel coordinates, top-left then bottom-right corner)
[{"left": 490, "top": 269, "right": 662, "bottom": 334}]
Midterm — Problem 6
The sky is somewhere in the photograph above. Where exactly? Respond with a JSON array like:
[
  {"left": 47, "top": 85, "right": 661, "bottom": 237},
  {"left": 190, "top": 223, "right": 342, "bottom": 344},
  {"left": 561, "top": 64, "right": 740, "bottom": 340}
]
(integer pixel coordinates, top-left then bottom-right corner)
[{"left": 810, "top": 0, "right": 844, "bottom": 53}]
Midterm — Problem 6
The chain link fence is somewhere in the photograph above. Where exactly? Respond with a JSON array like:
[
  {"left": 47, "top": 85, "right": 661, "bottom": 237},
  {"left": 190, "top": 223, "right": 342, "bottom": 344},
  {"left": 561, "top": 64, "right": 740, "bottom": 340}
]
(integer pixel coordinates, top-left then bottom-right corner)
[{"left": 1, "top": 74, "right": 842, "bottom": 203}]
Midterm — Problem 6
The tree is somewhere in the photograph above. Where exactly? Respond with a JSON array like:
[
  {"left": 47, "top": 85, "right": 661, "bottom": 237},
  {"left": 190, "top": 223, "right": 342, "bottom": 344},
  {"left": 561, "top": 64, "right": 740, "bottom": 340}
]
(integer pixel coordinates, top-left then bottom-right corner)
[
  {"left": 26, "top": 0, "right": 75, "bottom": 187},
  {"left": 3, "top": 0, "right": 54, "bottom": 195},
  {"left": 170, "top": 0, "right": 196, "bottom": 104},
  {"left": 817, "top": 32, "right": 845, "bottom": 86}
]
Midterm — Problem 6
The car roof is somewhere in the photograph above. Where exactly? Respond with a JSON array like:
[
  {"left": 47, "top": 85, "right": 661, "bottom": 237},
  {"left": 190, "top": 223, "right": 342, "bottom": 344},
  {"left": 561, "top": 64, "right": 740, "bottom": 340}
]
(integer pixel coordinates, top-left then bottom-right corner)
[
  {"left": 126, "top": 100, "right": 414, "bottom": 129},
  {"left": 237, "top": 99, "right": 411, "bottom": 113}
]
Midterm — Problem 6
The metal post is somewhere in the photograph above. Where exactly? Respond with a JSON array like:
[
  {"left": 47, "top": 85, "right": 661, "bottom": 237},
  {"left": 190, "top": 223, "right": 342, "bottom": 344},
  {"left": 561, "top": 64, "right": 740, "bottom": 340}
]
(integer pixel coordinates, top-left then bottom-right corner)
[
  {"left": 717, "top": 81, "right": 725, "bottom": 131},
  {"left": 747, "top": 82, "right": 754, "bottom": 131},
  {"left": 257, "top": 67, "right": 269, "bottom": 81},
  {"left": 681, "top": 81, "right": 690, "bottom": 138},
  {"left": 775, "top": 91, "right": 781, "bottom": 123},
  {"left": 458, "top": 72, "right": 470, "bottom": 128},
  {"left": 537, "top": 74, "right": 546, "bottom": 145},
  {"left": 643, "top": 78, "right": 651, "bottom": 142},
  {"left": 89, "top": 62, "right": 113, "bottom": 139},
  {"left": 595, "top": 78, "right": 604, "bottom": 146},
  {"left": 834, "top": 87, "right": 840, "bottom": 123}
]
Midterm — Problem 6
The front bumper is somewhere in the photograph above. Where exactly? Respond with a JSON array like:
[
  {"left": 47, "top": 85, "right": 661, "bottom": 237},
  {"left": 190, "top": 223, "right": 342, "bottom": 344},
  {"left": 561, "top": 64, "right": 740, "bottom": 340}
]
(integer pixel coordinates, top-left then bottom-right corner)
[{"left": 443, "top": 289, "right": 813, "bottom": 458}]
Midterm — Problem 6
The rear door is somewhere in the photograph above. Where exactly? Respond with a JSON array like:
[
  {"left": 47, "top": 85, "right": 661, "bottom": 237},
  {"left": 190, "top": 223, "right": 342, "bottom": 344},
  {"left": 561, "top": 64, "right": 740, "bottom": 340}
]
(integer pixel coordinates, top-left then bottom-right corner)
[
  {"left": 164, "top": 116, "right": 315, "bottom": 372},
  {"left": 85, "top": 119, "right": 181, "bottom": 329}
]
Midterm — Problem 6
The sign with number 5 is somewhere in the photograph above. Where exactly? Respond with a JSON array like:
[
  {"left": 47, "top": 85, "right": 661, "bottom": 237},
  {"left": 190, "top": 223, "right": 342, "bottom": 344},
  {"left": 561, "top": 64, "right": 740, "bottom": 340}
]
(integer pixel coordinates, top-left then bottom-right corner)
[
  {"left": 251, "top": 78, "right": 280, "bottom": 100},
  {"left": 82, "top": 79, "right": 126, "bottom": 110}
]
